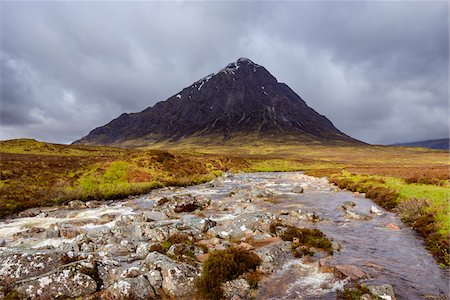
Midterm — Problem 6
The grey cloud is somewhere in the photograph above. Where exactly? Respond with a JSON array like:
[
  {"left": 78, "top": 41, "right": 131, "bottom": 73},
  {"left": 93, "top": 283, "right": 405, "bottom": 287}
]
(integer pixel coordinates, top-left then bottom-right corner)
[{"left": 0, "top": 1, "right": 448, "bottom": 144}]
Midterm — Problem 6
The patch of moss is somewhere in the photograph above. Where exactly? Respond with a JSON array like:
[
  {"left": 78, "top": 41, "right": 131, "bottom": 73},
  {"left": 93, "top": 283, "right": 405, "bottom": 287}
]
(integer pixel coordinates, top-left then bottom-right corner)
[
  {"left": 195, "top": 247, "right": 261, "bottom": 300},
  {"left": 337, "top": 283, "right": 370, "bottom": 300}
]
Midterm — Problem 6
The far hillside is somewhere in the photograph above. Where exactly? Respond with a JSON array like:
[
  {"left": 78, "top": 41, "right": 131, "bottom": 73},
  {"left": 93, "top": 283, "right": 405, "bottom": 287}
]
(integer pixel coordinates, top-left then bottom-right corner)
[{"left": 393, "top": 138, "right": 449, "bottom": 150}]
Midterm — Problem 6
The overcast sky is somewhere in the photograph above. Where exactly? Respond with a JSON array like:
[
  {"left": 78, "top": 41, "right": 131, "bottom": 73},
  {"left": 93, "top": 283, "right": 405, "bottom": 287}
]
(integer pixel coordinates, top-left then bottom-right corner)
[{"left": 1, "top": 1, "right": 448, "bottom": 145}]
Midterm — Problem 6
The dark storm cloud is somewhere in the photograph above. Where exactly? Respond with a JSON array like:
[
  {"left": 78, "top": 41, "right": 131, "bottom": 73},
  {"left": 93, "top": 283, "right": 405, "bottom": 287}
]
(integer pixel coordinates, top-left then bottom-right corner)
[{"left": 0, "top": 1, "right": 448, "bottom": 144}]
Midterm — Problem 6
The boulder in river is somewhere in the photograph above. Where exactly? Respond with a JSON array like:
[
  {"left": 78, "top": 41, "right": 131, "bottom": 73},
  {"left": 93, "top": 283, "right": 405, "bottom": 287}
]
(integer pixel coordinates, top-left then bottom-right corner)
[
  {"left": 18, "top": 207, "right": 42, "bottom": 218},
  {"left": 255, "top": 241, "right": 292, "bottom": 273},
  {"left": 370, "top": 205, "right": 384, "bottom": 216},
  {"left": 291, "top": 186, "right": 304, "bottom": 193},
  {"left": 334, "top": 264, "right": 368, "bottom": 281},
  {"left": 367, "top": 284, "right": 397, "bottom": 300}
]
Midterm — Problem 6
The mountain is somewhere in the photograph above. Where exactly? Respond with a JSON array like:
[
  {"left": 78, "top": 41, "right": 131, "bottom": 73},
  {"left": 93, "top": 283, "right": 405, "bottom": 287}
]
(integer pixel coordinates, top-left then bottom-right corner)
[
  {"left": 393, "top": 138, "right": 449, "bottom": 150},
  {"left": 74, "top": 58, "right": 361, "bottom": 147}
]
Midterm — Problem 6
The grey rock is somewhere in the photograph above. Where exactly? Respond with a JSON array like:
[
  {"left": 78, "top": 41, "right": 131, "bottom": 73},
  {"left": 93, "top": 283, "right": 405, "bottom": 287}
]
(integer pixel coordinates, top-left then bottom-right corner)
[
  {"left": 334, "top": 265, "right": 368, "bottom": 281},
  {"left": 0, "top": 252, "right": 65, "bottom": 284},
  {"left": 291, "top": 186, "right": 304, "bottom": 193},
  {"left": 251, "top": 188, "right": 273, "bottom": 198},
  {"left": 368, "top": 284, "right": 396, "bottom": 300},
  {"left": 14, "top": 266, "right": 97, "bottom": 299},
  {"left": 344, "top": 211, "right": 373, "bottom": 221},
  {"left": 255, "top": 241, "right": 292, "bottom": 273},
  {"left": 68, "top": 200, "right": 86, "bottom": 209},
  {"left": 144, "top": 252, "right": 199, "bottom": 297},
  {"left": 147, "top": 269, "right": 163, "bottom": 289},
  {"left": 18, "top": 208, "right": 42, "bottom": 218},
  {"left": 85, "top": 200, "right": 103, "bottom": 208},
  {"left": 177, "top": 215, "right": 217, "bottom": 234},
  {"left": 222, "top": 278, "right": 252, "bottom": 299},
  {"left": 370, "top": 205, "right": 384, "bottom": 216},
  {"left": 142, "top": 211, "right": 168, "bottom": 222},
  {"left": 104, "top": 275, "right": 156, "bottom": 299},
  {"left": 341, "top": 201, "right": 356, "bottom": 210}
]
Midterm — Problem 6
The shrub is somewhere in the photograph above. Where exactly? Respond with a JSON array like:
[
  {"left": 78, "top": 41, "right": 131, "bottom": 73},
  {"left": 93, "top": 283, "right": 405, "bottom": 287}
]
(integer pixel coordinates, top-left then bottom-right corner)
[
  {"left": 167, "top": 233, "right": 192, "bottom": 244},
  {"left": 397, "top": 198, "right": 450, "bottom": 266},
  {"left": 195, "top": 247, "right": 261, "bottom": 300},
  {"left": 280, "top": 226, "right": 333, "bottom": 254},
  {"left": 365, "top": 186, "right": 399, "bottom": 210}
]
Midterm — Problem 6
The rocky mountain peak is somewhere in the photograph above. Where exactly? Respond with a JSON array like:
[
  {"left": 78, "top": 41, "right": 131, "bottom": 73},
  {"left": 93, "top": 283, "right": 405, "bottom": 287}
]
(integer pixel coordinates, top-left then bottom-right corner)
[{"left": 74, "top": 58, "right": 361, "bottom": 146}]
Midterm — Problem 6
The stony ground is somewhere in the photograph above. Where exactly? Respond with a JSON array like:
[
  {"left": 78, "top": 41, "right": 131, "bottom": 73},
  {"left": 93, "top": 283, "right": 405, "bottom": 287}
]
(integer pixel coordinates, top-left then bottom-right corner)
[{"left": 0, "top": 173, "right": 414, "bottom": 299}]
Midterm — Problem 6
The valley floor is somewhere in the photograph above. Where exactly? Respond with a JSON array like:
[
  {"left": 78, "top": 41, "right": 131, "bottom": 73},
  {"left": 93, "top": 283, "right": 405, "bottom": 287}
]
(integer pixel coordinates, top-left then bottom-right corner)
[{"left": 0, "top": 138, "right": 449, "bottom": 268}]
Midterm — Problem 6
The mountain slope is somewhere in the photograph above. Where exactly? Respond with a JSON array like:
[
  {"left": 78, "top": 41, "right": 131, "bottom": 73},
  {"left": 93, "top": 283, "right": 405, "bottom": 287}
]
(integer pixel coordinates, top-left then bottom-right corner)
[
  {"left": 74, "top": 58, "right": 361, "bottom": 147},
  {"left": 393, "top": 138, "right": 449, "bottom": 150}
]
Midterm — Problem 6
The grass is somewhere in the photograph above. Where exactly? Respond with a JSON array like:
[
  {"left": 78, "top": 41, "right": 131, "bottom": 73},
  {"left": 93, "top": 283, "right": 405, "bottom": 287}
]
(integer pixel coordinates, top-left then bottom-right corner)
[
  {"left": 195, "top": 247, "right": 261, "bottom": 300},
  {"left": 0, "top": 139, "right": 248, "bottom": 218}
]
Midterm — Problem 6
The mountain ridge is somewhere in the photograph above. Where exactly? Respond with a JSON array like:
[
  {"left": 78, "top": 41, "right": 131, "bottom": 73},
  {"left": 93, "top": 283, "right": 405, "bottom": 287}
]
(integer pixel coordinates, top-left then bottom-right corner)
[
  {"left": 392, "top": 138, "right": 449, "bottom": 150},
  {"left": 74, "top": 58, "right": 362, "bottom": 147}
]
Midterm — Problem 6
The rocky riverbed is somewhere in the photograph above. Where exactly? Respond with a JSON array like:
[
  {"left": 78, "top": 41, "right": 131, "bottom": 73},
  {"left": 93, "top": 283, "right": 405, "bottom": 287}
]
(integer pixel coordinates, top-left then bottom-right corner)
[{"left": 0, "top": 172, "right": 448, "bottom": 299}]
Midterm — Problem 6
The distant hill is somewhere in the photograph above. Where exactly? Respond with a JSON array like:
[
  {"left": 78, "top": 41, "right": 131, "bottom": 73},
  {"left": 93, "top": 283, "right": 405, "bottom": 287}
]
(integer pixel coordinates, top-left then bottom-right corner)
[
  {"left": 73, "top": 58, "right": 362, "bottom": 147},
  {"left": 393, "top": 138, "right": 449, "bottom": 150}
]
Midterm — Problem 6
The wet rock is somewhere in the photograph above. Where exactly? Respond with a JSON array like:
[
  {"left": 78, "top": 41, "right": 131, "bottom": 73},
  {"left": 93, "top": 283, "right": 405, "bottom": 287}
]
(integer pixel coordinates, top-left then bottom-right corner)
[
  {"left": 291, "top": 186, "right": 304, "bottom": 193},
  {"left": 385, "top": 223, "right": 400, "bottom": 231},
  {"left": 18, "top": 208, "right": 43, "bottom": 218},
  {"left": 142, "top": 211, "right": 168, "bottom": 222},
  {"left": 222, "top": 278, "right": 252, "bottom": 299},
  {"left": 255, "top": 241, "right": 292, "bottom": 273},
  {"left": 334, "top": 264, "right": 368, "bottom": 281},
  {"left": 370, "top": 205, "right": 384, "bottom": 216},
  {"left": 208, "top": 179, "right": 223, "bottom": 187},
  {"left": 251, "top": 187, "right": 273, "bottom": 198},
  {"left": 85, "top": 200, "right": 103, "bottom": 208},
  {"left": 13, "top": 227, "right": 47, "bottom": 240},
  {"left": 144, "top": 252, "right": 199, "bottom": 297},
  {"left": 14, "top": 266, "right": 97, "bottom": 299},
  {"left": 330, "top": 186, "right": 340, "bottom": 192},
  {"left": 344, "top": 211, "right": 372, "bottom": 221},
  {"left": 367, "top": 284, "right": 397, "bottom": 300},
  {"left": 177, "top": 215, "right": 217, "bottom": 234},
  {"left": 68, "top": 200, "right": 87, "bottom": 209},
  {"left": 340, "top": 201, "right": 356, "bottom": 210},
  {"left": 59, "top": 224, "right": 86, "bottom": 239},
  {"left": 208, "top": 223, "right": 253, "bottom": 242},
  {"left": 103, "top": 275, "right": 156, "bottom": 299},
  {"left": 157, "top": 194, "right": 210, "bottom": 213}
]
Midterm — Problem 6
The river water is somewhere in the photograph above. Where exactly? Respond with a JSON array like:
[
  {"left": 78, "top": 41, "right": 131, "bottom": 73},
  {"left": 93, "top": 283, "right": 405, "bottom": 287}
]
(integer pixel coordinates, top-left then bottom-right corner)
[{"left": 0, "top": 172, "right": 448, "bottom": 299}]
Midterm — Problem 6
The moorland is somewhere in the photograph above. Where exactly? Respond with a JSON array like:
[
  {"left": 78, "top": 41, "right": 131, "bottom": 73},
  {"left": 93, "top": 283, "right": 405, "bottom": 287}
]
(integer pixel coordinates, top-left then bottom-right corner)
[{"left": 0, "top": 137, "right": 448, "bottom": 266}]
